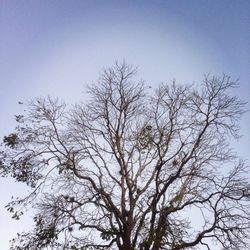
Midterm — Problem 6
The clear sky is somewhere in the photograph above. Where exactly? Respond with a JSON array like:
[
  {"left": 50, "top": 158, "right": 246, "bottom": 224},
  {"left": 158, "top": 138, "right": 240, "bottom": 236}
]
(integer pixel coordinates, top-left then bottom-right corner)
[{"left": 0, "top": 0, "right": 250, "bottom": 249}]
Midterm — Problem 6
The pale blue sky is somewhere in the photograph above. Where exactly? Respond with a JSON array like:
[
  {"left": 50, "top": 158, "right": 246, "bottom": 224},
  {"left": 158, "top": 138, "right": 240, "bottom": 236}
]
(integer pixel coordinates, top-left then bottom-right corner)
[{"left": 0, "top": 1, "right": 250, "bottom": 249}]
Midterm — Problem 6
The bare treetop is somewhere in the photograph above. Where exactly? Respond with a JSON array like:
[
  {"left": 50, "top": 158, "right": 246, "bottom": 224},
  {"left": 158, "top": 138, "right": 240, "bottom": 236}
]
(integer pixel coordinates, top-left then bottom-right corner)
[{"left": 1, "top": 62, "right": 249, "bottom": 250}]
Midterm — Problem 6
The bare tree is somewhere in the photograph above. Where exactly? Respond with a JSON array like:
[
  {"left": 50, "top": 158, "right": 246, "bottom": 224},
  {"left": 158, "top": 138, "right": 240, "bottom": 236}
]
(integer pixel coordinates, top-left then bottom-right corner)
[{"left": 1, "top": 62, "right": 250, "bottom": 250}]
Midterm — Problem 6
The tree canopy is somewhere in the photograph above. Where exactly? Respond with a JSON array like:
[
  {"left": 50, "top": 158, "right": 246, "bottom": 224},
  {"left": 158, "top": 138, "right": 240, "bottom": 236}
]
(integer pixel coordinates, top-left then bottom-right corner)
[{"left": 1, "top": 62, "right": 250, "bottom": 250}]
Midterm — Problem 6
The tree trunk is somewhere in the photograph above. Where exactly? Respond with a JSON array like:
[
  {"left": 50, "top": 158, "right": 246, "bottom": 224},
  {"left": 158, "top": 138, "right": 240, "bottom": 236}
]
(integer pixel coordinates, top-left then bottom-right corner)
[{"left": 120, "top": 231, "right": 133, "bottom": 250}]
